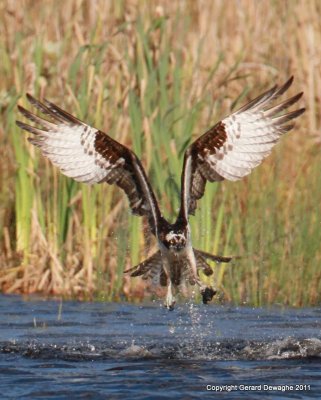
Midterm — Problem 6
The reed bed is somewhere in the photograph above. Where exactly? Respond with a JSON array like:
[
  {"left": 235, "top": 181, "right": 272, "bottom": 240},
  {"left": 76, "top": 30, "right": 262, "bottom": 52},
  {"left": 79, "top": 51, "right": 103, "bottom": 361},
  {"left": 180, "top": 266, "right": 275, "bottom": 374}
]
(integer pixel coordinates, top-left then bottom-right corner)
[{"left": 0, "top": 0, "right": 320, "bottom": 306}]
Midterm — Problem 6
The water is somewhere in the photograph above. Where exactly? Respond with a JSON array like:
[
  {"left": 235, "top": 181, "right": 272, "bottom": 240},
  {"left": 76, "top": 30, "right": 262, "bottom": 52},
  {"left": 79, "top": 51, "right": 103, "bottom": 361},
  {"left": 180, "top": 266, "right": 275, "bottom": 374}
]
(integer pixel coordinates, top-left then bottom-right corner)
[{"left": 0, "top": 295, "right": 321, "bottom": 399}]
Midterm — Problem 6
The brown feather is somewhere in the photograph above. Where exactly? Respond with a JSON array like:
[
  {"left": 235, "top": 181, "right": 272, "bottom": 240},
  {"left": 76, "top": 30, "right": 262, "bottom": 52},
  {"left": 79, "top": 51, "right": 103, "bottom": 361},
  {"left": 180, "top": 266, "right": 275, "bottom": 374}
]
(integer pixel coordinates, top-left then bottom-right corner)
[
  {"left": 180, "top": 77, "right": 305, "bottom": 217},
  {"left": 16, "top": 95, "right": 161, "bottom": 234}
]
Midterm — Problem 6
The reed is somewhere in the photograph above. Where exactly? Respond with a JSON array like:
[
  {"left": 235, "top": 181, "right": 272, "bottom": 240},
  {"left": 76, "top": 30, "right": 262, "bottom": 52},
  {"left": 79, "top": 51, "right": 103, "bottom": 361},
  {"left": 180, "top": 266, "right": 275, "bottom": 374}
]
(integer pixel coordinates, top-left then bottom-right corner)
[{"left": 0, "top": 0, "right": 320, "bottom": 306}]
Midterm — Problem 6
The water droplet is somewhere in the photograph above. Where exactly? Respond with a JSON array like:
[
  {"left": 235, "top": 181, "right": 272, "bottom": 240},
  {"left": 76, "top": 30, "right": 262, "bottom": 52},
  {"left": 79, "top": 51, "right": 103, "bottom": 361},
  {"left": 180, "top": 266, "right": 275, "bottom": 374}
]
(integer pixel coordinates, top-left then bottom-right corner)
[{"left": 169, "top": 325, "right": 175, "bottom": 334}]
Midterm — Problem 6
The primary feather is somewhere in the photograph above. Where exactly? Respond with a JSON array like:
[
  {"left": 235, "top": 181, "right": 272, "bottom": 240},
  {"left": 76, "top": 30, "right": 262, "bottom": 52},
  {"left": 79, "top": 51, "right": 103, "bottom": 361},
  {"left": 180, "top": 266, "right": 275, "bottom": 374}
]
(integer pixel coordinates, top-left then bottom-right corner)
[
  {"left": 17, "top": 95, "right": 161, "bottom": 234},
  {"left": 180, "top": 76, "right": 305, "bottom": 217}
]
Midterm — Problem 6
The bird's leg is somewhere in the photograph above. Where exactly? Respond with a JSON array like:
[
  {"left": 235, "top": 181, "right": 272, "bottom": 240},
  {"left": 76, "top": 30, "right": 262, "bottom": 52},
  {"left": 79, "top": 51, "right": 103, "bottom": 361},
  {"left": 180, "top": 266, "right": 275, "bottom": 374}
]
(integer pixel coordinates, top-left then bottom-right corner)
[
  {"left": 165, "top": 281, "right": 176, "bottom": 311},
  {"left": 186, "top": 247, "right": 217, "bottom": 304}
]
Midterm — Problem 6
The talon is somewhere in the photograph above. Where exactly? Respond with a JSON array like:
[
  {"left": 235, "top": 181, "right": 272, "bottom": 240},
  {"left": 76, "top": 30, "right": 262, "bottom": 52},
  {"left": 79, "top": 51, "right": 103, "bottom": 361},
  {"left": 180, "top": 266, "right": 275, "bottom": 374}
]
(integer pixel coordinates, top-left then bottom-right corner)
[
  {"left": 201, "top": 287, "right": 217, "bottom": 304},
  {"left": 166, "top": 302, "right": 176, "bottom": 311}
]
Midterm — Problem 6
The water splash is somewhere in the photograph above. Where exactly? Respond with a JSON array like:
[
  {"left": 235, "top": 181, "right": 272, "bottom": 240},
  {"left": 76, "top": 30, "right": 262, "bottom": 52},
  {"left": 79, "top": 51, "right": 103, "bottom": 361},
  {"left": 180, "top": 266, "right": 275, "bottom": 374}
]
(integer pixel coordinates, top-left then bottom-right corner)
[
  {"left": 1, "top": 296, "right": 321, "bottom": 399},
  {"left": 1, "top": 295, "right": 321, "bottom": 362}
]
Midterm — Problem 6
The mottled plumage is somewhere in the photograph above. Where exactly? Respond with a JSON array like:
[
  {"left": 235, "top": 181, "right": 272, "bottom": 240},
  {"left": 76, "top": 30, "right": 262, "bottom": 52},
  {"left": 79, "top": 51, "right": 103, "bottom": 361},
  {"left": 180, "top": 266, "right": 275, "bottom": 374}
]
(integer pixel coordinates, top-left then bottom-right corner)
[{"left": 16, "top": 77, "right": 304, "bottom": 309}]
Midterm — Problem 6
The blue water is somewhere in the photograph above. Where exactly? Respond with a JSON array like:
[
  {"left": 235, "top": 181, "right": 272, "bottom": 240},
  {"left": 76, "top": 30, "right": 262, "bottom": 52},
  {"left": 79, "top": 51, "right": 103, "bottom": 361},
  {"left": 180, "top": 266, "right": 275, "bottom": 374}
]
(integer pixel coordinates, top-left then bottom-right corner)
[{"left": 1, "top": 295, "right": 321, "bottom": 399}]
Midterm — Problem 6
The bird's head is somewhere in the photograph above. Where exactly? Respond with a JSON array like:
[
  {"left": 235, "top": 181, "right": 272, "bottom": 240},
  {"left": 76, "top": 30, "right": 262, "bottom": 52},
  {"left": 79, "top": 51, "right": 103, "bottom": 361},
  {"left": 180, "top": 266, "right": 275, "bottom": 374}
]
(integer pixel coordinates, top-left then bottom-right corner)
[{"left": 162, "top": 230, "right": 187, "bottom": 252}]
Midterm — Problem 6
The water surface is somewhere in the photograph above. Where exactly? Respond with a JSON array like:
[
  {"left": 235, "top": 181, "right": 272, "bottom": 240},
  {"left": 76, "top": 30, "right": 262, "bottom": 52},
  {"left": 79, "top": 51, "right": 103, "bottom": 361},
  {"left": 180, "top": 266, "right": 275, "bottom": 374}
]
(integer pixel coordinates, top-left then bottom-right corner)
[{"left": 1, "top": 295, "right": 320, "bottom": 399}]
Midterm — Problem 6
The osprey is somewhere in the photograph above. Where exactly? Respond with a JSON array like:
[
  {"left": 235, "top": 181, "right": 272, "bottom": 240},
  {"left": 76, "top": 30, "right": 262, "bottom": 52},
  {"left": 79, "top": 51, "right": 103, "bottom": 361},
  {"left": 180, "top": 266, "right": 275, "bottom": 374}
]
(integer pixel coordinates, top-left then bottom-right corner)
[{"left": 16, "top": 77, "right": 304, "bottom": 310}]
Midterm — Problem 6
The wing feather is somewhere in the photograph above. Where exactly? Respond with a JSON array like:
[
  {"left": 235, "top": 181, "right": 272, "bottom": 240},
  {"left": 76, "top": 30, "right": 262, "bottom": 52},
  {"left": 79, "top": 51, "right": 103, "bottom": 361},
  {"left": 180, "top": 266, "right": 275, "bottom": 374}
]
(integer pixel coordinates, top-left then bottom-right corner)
[
  {"left": 16, "top": 96, "right": 161, "bottom": 233},
  {"left": 181, "top": 77, "right": 305, "bottom": 217}
]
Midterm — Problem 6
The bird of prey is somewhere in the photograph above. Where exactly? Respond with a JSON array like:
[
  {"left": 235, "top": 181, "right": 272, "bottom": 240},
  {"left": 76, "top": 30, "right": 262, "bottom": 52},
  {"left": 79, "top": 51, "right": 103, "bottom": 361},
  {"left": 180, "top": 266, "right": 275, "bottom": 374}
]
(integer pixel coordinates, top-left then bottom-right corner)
[{"left": 16, "top": 77, "right": 304, "bottom": 310}]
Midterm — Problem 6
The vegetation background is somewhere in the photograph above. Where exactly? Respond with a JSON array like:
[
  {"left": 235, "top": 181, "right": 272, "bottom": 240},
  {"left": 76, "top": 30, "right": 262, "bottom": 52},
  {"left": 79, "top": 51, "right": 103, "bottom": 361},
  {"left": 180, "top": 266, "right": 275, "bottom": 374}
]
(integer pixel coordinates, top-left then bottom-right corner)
[{"left": 0, "top": 0, "right": 319, "bottom": 306}]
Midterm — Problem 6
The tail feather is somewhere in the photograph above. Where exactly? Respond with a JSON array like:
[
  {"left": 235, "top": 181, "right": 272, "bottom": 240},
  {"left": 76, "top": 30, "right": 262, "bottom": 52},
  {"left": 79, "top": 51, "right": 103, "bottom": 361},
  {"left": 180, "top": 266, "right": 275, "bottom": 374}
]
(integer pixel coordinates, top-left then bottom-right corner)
[
  {"left": 124, "top": 248, "right": 232, "bottom": 287},
  {"left": 194, "top": 249, "right": 232, "bottom": 263},
  {"left": 195, "top": 254, "right": 214, "bottom": 276},
  {"left": 124, "top": 251, "right": 167, "bottom": 285},
  {"left": 194, "top": 248, "right": 232, "bottom": 276}
]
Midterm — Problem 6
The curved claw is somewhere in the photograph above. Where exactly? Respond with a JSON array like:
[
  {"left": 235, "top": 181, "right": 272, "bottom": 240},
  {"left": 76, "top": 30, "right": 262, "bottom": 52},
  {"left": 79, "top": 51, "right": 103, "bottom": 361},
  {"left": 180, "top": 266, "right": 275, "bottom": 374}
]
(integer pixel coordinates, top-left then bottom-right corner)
[
  {"left": 200, "top": 286, "right": 217, "bottom": 304},
  {"left": 166, "top": 303, "right": 176, "bottom": 311}
]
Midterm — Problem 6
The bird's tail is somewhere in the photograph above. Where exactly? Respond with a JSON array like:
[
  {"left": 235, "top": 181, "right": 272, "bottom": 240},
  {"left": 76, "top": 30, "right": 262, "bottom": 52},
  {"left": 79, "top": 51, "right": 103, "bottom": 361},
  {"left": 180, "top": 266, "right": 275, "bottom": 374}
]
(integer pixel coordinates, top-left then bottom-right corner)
[
  {"left": 124, "top": 249, "right": 232, "bottom": 286},
  {"left": 194, "top": 249, "right": 232, "bottom": 276},
  {"left": 124, "top": 251, "right": 167, "bottom": 286}
]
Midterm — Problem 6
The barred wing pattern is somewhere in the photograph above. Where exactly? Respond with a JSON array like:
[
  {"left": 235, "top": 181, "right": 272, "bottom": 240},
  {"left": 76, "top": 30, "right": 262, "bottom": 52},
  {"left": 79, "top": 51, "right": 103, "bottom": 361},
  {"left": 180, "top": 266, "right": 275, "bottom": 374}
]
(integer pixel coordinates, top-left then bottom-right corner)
[
  {"left": 17, "top": 95, "right": 161, "bottom": 233},
  {"left": 182, "top": 77, "right": 305, "bottom": 217}
]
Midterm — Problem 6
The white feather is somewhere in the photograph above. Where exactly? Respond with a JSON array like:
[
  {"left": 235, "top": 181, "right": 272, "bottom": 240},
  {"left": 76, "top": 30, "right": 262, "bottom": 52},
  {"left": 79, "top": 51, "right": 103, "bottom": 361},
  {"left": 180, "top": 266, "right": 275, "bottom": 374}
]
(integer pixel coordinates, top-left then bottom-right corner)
[{"left": 32, "top": 124, "right": 119, "bottom": 184}]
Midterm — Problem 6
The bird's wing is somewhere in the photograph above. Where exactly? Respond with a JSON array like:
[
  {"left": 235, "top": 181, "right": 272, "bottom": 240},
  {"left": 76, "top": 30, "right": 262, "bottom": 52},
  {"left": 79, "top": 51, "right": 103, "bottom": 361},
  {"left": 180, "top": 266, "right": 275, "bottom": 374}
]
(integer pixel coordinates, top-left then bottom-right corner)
[
  {"left": 16, "top": 94, "right": 161, "bottom": 234},
  {"left": 180, "top": 77, "right": 305, "bottom": 218}
]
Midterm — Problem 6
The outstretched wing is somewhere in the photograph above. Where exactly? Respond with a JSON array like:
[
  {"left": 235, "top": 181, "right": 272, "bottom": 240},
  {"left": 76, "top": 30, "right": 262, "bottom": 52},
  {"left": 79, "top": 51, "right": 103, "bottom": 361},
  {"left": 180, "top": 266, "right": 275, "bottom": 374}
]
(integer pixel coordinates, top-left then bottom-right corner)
[
  {"left": 180, "top": 77, "right": 305, "bottom": 218},
  {"left": 16, "top": 94, "right": 161, "bottom": 234}
]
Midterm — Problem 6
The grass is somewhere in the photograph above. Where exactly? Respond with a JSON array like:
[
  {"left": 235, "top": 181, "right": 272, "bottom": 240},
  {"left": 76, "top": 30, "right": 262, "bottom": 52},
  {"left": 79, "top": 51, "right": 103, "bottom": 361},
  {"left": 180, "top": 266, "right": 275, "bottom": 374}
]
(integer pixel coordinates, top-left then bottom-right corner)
[{"left": 0, "top": 0, "right": 320, "bottom": 306}]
